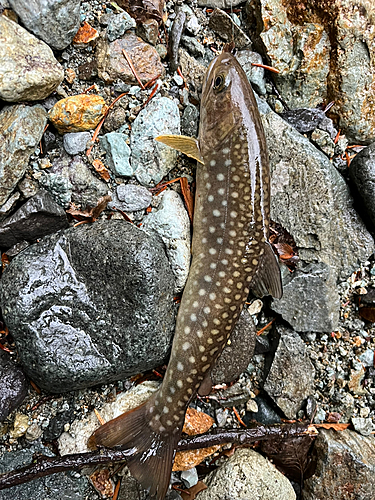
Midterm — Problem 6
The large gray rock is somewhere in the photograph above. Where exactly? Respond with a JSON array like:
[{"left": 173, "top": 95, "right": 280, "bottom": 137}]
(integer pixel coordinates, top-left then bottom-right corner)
[
  {"left": 0, "top": 351, "right": 28, "bottom": 422},
  {"left": 9, "top": 0, "right": 81, "bottom": 50},
  {"left": 0, "top": 16, "right": 64, "bottom": 102},
  {"left": 348, "top": 142, "right": 375, "bottom": 230},
  {"left": 303, "top": 429, "right": 375, "bottom": 500},
  {"left": 131, "top": 97, "right": 181, "bottom": 187},
  {"left": 0, "top": 221, "right": 176, "bottom": 392},
  {"left": 255, "top": 95, "right": 374, "bottom": 331},
  {"left": 263, "top": 326, "right": 315, "bottom": 419},
  {"left": 0, "top": 104, "right": 47, "bottom": 206},
  {"left": 197, "top": 448, "right": 296, "bottom": 500},
  {"left": 271, "top": 263, "right": 340, "bottom": 332},
  {"left": 0, "top": 190, "right": 69, "bottom": 249}
]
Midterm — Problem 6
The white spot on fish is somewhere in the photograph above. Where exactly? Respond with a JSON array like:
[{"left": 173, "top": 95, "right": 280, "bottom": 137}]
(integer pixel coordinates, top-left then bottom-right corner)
[
  {"left": 177, "top": 380, "right": 183, "bottom": 388},
  {"left": 199, "top": 345, "right": 205, "bottom": 352},
  {"left": 222, "top": 147, "right": 230, "bottom": 155},
  {"left": 209, "top": 292, "right": 216, "bottom": 300},
  {"left": 218, "top": 188, "right": 225, "bottom": 195},
  {"left": 209, "top": 248, "right": 217, "bottom": 255},
  {"left": 203, "top": 306, "right": 210, "bottom": 314},
  {"left": 184, "top": 326, "right": 191, "bottom": 334},
  {"left": 182, "top": 342, "right": 191, "bottom": 351},
  {"left": 210, "top": 263, "right": 217, "bottom": 270},
  {"left": 191, "top": 313, "right": 197, "bottom": 321},
  {"left": 213, "top": 209, "right": 221, "bottom": 217},
  {"left": 210, "top": 160, "right": 216, "bottom": 166},
  {"left": 217, "top": 237, "right": 223, "bottom": 244},
  {"left": 217, "top": 173, "right": 225, "bottom": 181},
  {"left": 208, "top": 195, "right": 214, "bottom": 202},
  {"left": 177, "top": 362, "right": 184, "bottom": 371},
  {"left": 204, "top": 275, "right": 212, "bottom": 282},
  {"left": 224, "top": 159, "right": 232, "bottom": 166},
  {"left": 209, "top": 226, "right": 216, "bottom": 233},
  {"left": 189, "top": 356, "right": 195, "bottom": 364},
  {"left": 198, "top": 289, "right": 206, "bottom": 296}
]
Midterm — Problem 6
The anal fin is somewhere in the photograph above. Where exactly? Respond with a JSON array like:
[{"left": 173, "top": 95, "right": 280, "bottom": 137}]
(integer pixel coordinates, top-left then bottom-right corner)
[
  {"left": 155, "top": 134, "right": 204, "bottom": 164},
  {"left": 250, "top": 241, "right": 283, "bottom": 299}
]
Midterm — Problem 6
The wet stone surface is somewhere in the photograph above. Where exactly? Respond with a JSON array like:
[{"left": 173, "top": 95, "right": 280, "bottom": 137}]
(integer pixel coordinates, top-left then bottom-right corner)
[
  {"left": 0, "top": 351, "right": 28, "bottom": 422},
  {"left": 0, "top": 220, "right": 176, "bottom": 392}
]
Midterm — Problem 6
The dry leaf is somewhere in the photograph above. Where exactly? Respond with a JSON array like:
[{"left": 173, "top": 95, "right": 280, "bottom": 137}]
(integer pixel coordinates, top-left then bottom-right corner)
[
  {"left": 67, "top": 195, "right": 111, "bottom": 222},
  {"left": 73, "top": 21, "right": 99, "bottom": 44},
  {"left": 92, "top": 159, "right": 110, "bottom": 182},
  {"left": 180, "top": 177, "right": 194, "bottom": 222},
  {"left": 90, "top": 468, "right": 114, "bottom": 497},
  {"left": 173, "top": 445, "right": 221, "bottom": 472},
  {"left": 117, "top": 0, "right": 164, "bottom": 24},
  {"left": 182, "top": 407, "right": 214, "bottom": 436},
  {"left": 180, "top": 481, "right": 208, "bottom": 500},
  {"left": 314, "top": 423, "right": 350, "bottom": 430}
]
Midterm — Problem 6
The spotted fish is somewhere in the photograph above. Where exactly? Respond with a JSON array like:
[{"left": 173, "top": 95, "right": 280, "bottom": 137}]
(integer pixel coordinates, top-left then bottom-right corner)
[{"left": 88, "top": 46, "right": 282, "bottom": 499}]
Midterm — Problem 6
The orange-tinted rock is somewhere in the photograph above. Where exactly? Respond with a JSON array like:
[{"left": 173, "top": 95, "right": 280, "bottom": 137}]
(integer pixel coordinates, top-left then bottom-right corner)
[
  {"left": 173, "top": 445, "right": 221, "bottom": 472},
  {"left": 73, "top": 21, "right": 99, "bottom": 44},
  {"left": 96, "top": 32, "right": 164, "bottom": 85},
  {"left": 48, "top": 95, "right": 107, "bottom": 134},
  {"left": 172, "top": 407, "right": 220, "bottom": 472}
]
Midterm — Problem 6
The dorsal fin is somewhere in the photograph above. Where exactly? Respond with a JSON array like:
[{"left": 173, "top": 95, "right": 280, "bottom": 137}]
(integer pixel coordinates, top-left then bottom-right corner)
[
  {"left": 250, "top": 241, "right": 283, "bottom": 299},
  {"left": 155, "top": 134, "right": 204, "bottom": 164}
]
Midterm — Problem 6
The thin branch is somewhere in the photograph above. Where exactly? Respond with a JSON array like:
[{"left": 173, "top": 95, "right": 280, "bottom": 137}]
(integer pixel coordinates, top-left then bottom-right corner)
[{"left": 0, "top": 423, "right": 316, "bottom": 490}]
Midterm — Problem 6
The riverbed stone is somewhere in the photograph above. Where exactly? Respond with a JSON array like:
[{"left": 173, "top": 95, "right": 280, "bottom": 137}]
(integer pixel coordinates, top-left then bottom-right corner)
[
  {"left": 106, "top": 11, "right": 136, "bottom": 42},
  {"left": 256, "top": 94, "right": 374, "bottom": 279},
  {"left": 263, "top": 326, "right": 315, "bottom": 419},
  {"left": 271, "top": 263, "right": 340, "bottom": 332},
  {"left": 40, "top": 155, "right": 108, "bottom": 210},
  {"left": 131, "top": 96, "right": 180, "bottom": 186},
  {"left": 0, "top": 221, "right": 176, "bottom": 392},
  {"left": 0, "top": 16, "right": 64, "bottom": 102},
  {"left": 0, "top": 351, "right": 28, "bottom": 422},
  {"left": 63, "top": 132, "right": 92, "bottom": 155},
  {"left": 0, "top": 104, "right": 47, "bottom": 206},
  {"left": 96, "top": 32, "right": 164, "bottom": 85},
  {"left": 8, "top": 0, "right": 81, "bottom": 50},
  {"left": 0, "top": 190, "right": 69, "bottom": 249},
  {"left": 108, "top": 184, "right": 152, "bottom": 212},
  {"left": 100, "top": 132, "right": 132, "bottom": 177},
  {"left": 303, "top": 429, "right": 375, "bottom": 500},
  {"left": 48, "top": 95, "right": 108, "bottom": 134},
  {"left": 142, "top": 189, "right": 190, "bottom": 293},
  {"left": 209, "top": 8, "right": 252, "bottom": 49},
  {"left": 348, "top": 142, "right": 375, "bottom": 231},
  {"left": 197, "top": 448, "right": 296, "bottom": 500}
]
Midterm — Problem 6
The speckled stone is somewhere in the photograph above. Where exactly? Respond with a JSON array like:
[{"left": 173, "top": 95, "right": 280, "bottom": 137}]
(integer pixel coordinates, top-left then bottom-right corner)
[
  {"left": 106, "top": 11, "right": 136, "bottom": 42},
  {"left": 0, "top": 16, "right": 64, "bottom": 102},
  {"left": 48, "top": 95, "right": 108, "bottom": 134},
  {"left": 8, "top": 0, "right": 81, "bottom": 50},
  {"left": 100, "top": 132, "right": 132, "bottom": 177},
  {"left": 0, "top": 351, "right": 28, "bottom": 422},
  {"left": 142, "top": 189, "right": 190, "bottom": 293},
  {"left": 0, "top": 104, "right": 47, "bottom": 206},
  {"left": 131, "top": 96, "right": 180, "bottom": 186},
  {"left": 63, "top": 132, "right": 92, "bottom": 155},
  {"left": 108, "top": 184, "right": 152, "bottom": 212}
]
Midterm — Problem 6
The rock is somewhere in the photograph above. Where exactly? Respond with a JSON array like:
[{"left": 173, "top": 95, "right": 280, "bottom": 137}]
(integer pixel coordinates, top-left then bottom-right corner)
[
  {"left": 137, "top": 19, "right": 159, "bottom": 46},
  {"left": 108, "top": 184, "right": 152, "bottom": 212},
  {"left": 96, "top": 32, "right": 164, "bottom": 85},
  {"left": 198, "top": 0, "right": 244, "bottom": 6},
  {"left": 280, "top": 108, "right": 335, "bottom": 136},
  {"left": 9, "top": 413, "right": 29, "bottom": 438},
  {"left": 107, "top": 11, "right": 136, "bottom": 42},
  {"left": 181, "top": 468, "right": 198, "bottom": 489},
  {"left": 0, "top": 16, "right": 64, "bottom": 102},
  {"left": 48, "top": 95, "right": 108, "bottom": 134},
  {"left": 303, "top": 429, "right": 375, "bottom": 500},
  {"left": 197, "top": 448, "right": 296, "bottom": 500},
  {"left": 0, "top": 351, "right": 28, "bottom": 422},
  {"left": 181, "top": 35, "right": 206, "bottom": 59},
  {"left": 142, "top": 190, "right": 190, "bottom": 293},
  {"left": 0, "top": 221, "right": 175, "bottom": 392},
  {"left": 41, "top": 155, "right": 108, "bottom": 210},
  {"left": 359, "top": 349, "right": 375, "bottom": 367},
  {"left": 58, "top": 381, "right": 159, "bottom": 454},
  {"left": 178, "top": 48, "right": 206, "bottom": 94},
  {"left": 181, "top": 104, "right": 199, "bottom": 137},
  {"left": 271, "top": 263, "right": 340, "bottom": 332},
  {"left": 8, "top": 0, "right": 80, "bottom": 50},
  {"left": 311, "top": 129, "right": 335, "bottom": 157},
  {"left": 63, "top": 132, "right": 92, "bottom": 155},
  {"left": 349, "top": 142, "right": 375, "bottom": 231},
  {"left": 0, "top": 442, "right": 89, "bottom": 500},
  {"left": 44, "top": 409, "right": 76, "bottom": 442},
  {"left": 209, "top": 8, "right": 252, "bottom": 50},
  {"left": 211, "top": 307, "right": 256, "bottom": 385},
  {"left": 0, "top": 192, "right": 20, "bottom": 222},
  {"left": 244, "top": 396, "right": 282, "bottom": 425},
  {"left": 263, "top": 326, "right": 315, "bottom": 419},
  {"left": 100, "top": 132, "right": 132, "bottom": 177},
  {"left": 25, "top": 422, "right": 43, "bottom": 441},
  {"left": 247, "top": 0, "right": 375, "bottom": 142},
  {"left": 236, "top": 50, "right": 267, "bottom": 95},
  {"left": 256, "top": 95, "right": 374, "bottom": 306},
  {"left": 351, "top": 417, "right": 375, "bottom": 436},
  {"left": 0, "top": 190, "right": 69, "bottom": 249},
  {"left": 131, "top": 96, "right": 180, "bottom": 186},
  {"left": 0, "top": 104, "right": 47, "bottom": 206}
]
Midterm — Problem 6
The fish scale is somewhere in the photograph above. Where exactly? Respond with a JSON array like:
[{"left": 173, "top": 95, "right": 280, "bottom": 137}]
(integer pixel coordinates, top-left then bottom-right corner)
[{"left": 89, "top": 46, "right": 282, "bottom": 500}]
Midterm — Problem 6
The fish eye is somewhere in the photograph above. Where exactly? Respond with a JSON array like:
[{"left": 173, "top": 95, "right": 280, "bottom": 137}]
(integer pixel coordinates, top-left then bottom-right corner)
[{"left": 213, "top": 74, "right": 226, "bottom": 92}]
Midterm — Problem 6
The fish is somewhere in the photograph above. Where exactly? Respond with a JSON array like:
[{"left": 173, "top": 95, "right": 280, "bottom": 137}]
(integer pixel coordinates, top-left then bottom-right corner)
[{"left": 88, "top": 44, "right": 282, "bottom": 499}]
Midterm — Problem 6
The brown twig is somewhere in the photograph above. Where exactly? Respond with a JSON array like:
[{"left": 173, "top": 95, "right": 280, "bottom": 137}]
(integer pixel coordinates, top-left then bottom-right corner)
[
  {"left": 256, "top": 318, "right": 276, "bottom": 336},
  {"left": 122, "top": 49, "right": 145, "bottom": 89},
  {"left": 232, "top": 407, "right": 247, "bottom": 427},
  {"left": 0, "top": 423, "right": 317, "bottom": 491},
  {"left": 251, "top": 63, "right": 280, "bottom": 74}
]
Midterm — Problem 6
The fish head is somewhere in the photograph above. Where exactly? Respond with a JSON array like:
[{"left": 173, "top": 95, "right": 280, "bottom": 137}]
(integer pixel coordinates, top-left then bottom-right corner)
[{"left": 199, "top": 49, "right": 252, "bottom": 157}]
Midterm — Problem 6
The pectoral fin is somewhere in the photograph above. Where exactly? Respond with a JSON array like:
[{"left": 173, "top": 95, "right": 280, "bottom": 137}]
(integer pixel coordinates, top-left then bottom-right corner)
[
  {"left": 155, "top": 134, "right": 204, "bottom": 164},
  {"left": 251, "top": 241, "right": 283, "bottom": 299}
]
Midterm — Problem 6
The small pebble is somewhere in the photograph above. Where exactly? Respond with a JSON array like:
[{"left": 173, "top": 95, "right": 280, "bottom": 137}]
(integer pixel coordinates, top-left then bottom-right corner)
[
  {"left": 181, "top": 468, "right": 199, "bottom": 488},
  {"left": 63, "top": 131, "right": 91, "bottom": 155}
]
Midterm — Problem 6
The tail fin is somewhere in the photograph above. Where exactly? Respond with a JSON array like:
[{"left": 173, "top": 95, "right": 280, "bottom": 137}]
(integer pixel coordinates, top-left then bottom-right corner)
[
  {"left": 250, "top": 241, "right": 283, "bottom": 299},
  {"left": 88, "top": 402, "right": 179, "bottom": 500}
]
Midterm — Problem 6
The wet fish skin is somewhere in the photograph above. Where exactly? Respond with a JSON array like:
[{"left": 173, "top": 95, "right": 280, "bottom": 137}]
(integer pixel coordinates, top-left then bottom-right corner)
[{"left": 88, "top": 48, "right": 282, "bottom": 499}]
